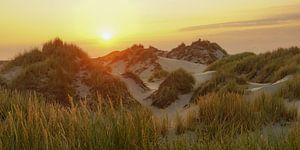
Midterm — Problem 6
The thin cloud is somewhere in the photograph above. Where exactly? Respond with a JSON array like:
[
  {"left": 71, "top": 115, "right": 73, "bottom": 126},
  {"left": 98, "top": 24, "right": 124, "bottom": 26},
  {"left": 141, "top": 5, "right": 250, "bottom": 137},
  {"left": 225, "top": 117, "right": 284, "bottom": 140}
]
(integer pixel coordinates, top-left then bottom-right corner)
[{"left": 180, "top": 13, "right": 300, "bottom": 32}]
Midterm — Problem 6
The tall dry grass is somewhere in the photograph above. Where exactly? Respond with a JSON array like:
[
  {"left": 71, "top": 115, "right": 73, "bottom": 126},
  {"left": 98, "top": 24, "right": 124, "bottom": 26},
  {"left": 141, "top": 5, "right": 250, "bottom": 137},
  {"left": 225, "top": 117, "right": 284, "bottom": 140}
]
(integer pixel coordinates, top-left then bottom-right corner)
[
  {"left": 278, "top": 74, "right": 300, "bottom": 100},
  {"left": 0, "top": 89, "right": 299, "bottom": 149},
  {"left": 0, "top": 89, "right": 162, "bottom": 149},
  {"left": 192, "top": 93, "right": 296, "bottom": 139},
  {"left": 191, "top": 71, "right": 246, "bottom": 102}
]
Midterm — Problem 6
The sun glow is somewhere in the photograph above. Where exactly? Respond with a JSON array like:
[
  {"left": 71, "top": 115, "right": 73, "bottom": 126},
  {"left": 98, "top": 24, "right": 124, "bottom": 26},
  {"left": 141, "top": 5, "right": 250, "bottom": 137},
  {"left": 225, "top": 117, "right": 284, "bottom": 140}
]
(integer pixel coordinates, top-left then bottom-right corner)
[{"left": 101, "top": 32, "right": 113, "bottom": 41}]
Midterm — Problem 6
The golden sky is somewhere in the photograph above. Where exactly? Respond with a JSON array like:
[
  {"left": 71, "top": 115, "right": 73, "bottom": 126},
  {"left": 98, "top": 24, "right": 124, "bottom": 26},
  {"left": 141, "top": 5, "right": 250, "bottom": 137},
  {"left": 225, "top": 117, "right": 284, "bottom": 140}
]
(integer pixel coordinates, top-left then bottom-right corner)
[{"left": 0, "top": 0, "right": 300, "bottom": 59}]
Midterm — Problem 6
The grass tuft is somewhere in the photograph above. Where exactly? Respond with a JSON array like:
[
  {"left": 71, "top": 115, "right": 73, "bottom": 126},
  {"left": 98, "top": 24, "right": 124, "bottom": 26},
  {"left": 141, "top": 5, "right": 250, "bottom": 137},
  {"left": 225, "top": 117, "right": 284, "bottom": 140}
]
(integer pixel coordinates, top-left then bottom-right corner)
[
  {"left": 148, "top": 65, "right": 169, "bottom": 82},
  {"left": 278, "top": 74, "right": 300, "bottom": 100},
  {"left": 192, "top": 93, "right": 296, "bottom": 139},
  {"left": 150, "top": 69, "right": 195, "bottom": 108},
  {"left": 191, "top": 71, "right": 246, "bottom": 102}
]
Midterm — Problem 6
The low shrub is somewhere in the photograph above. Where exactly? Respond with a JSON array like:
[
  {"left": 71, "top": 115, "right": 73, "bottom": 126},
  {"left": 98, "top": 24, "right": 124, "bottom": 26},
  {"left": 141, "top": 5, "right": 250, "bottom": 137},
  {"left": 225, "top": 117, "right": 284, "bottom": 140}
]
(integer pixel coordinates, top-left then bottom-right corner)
[{"left": 150, "top": 69, "right": 195, "bottom": 108}]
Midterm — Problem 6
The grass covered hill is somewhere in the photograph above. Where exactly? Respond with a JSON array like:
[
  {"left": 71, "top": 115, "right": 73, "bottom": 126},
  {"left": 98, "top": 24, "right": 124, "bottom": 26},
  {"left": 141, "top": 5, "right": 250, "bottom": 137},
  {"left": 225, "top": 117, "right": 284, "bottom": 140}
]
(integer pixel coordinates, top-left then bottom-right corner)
[
  {"left": 206, "top": 47, "right": 300, "bottom": 83},
  {"left": 97, "top": 44, "right": 163, "bottom": 74},
  {"left": 0, "top": 38, "right": 135, "bottom": 106},
  {"left": 190, "top": 47, "right": 300, "bottom": 104},
  {"left": 165, "top": 39, "right": 228, "bottom": 64},
  {"left": 191, "top": 71, "right": 247, "bottom": 102}
]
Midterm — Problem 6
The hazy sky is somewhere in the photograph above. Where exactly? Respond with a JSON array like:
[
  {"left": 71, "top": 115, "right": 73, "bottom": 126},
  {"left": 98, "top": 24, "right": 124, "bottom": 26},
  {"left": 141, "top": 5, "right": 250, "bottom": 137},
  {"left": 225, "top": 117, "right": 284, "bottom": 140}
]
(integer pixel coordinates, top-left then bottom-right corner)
[{"left": 1, "top": 0, "right": 300, "bottom": 59}]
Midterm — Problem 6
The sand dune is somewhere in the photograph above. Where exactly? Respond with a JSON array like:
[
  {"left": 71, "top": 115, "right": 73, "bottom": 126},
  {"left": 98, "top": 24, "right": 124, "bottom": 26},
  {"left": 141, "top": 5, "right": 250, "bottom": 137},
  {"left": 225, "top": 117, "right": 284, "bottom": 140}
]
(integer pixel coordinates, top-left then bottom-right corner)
[
  {"left": 247, "top": 75, "right": 293, "bottom": 95},
  {"left": 158, "top": 57, "right": 206, "bottom": 74},
  {"left": 109, "top": 57, "right": 214, "bottom": 123}
]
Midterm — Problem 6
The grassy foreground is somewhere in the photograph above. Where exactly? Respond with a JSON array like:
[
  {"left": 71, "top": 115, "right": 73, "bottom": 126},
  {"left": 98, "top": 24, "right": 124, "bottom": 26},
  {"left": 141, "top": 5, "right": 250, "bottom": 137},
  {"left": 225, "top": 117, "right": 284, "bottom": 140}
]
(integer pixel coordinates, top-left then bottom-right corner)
[
  {"left": 0, "top": 89, "right": 162, "bottom": 149},
  {"left": 0, "top": 88, "right": 300, "bottom": 149}
]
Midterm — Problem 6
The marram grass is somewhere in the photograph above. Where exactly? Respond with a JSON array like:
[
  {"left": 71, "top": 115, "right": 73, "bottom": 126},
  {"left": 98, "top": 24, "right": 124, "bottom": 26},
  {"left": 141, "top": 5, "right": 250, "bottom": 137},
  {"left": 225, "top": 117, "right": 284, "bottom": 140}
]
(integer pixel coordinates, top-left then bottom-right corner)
[
  {"left": 0, "top": 89, "right": 300, "bottom": 149},
  {"left": 0, "top": 89, "right": 162, "bottom": 150}
]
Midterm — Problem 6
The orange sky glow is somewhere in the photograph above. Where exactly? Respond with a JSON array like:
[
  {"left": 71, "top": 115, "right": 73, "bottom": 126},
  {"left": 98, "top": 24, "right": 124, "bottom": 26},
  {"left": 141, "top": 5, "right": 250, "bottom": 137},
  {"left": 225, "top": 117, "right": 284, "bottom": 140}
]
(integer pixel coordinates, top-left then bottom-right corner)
[{"left": 0, "top": 0, "right": 300, "bottom": 59}]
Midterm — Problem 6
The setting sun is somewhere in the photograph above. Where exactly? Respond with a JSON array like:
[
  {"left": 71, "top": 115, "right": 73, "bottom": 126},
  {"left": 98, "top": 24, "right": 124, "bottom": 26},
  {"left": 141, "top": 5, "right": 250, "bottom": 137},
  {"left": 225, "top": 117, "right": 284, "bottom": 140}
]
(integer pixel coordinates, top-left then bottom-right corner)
[{"left": 101, "top": 32, "right": 113, "bottom": 41}]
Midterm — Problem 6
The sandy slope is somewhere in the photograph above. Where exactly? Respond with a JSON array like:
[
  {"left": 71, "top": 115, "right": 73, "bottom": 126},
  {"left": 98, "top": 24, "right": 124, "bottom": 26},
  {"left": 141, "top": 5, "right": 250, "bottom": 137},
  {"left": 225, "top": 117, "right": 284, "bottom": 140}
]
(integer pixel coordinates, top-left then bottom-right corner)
[
  {"left": 158, "top": 57, "right": 206, "bottom": 73},
  {"left": 120, "top": 74, "right": 198, "bottom": 125},
  {"left": 247, "top": 75, "right": 293, "bottom": 96},
  {"left": 194, "top": 71, "right": 215, "bottom": 87},
  {"left": 0, "top": 66, "right": 23, "bottom": 83},
  {"left": 74, "top": 69, "right": 91, "bottom": 99},
  {"left": 110, "top": 60, "right": 126, "bottom": 74},
  {"left": 246, "top": 75, "right": 300, "bottom": 118},
  {"left": 109, "top": 57, "right": 297, "bottom": 123},
  {"left": 109, "top": 57, "right": 213, "bottom": 124}
]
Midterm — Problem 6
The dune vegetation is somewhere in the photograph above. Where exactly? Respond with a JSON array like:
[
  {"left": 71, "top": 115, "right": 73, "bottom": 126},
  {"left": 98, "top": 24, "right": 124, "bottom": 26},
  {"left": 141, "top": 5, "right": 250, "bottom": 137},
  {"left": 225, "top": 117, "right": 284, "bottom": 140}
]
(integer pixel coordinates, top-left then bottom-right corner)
[
  {"left": 148, "top": 64, "right": 169, "bottom": 82},
  {"left": 0, "top": 77, "right": 5, "bottom": 87},
  {"left": 278, "top": 73, "right": 300, "bottom": 100},
  {"left": 0, "top": 89, "right": 162, "bottom": 149},
  {"left": 122, "top": 71, "right": 150, "bottom": 91},
  {"left": 0, "top": 39, "right": 300, "bottom": 149},
  {"left": 207, "top": 47, "right": 300, "bottom": 83},
  {"left": 0, "top": 39, "right": 134, "bottom": 106},
  {"left": 0, "top": 88, "right": 300, "bottom": 149},
  {"left": 149, "top": 69, "right": 195, "bottom": 108},
  {"left": 98, "top": 44, "right": 160, "bottom": 68},
  {"left": 191, "top": 71, "right": 247, "bottom": 102}
]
